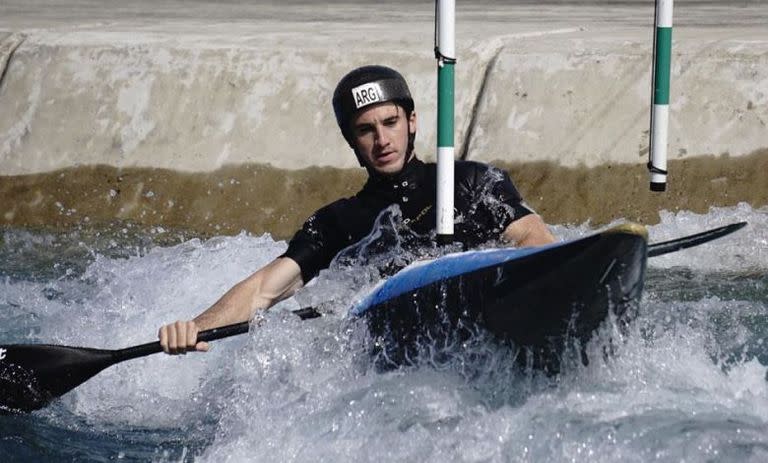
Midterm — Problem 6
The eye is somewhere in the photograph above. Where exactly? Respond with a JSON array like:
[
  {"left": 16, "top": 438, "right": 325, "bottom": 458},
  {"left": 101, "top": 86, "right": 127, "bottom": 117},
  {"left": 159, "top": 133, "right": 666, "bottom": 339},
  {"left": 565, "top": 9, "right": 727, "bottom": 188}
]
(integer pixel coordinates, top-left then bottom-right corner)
[{"left": 355, "top": 125, "right": 373, "bottom": 136}]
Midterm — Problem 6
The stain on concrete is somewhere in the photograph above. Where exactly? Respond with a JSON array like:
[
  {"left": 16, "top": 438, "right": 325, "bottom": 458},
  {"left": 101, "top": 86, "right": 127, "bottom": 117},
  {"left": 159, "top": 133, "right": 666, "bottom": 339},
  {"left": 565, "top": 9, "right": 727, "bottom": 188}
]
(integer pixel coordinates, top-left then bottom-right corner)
[
  {"left": 2, "top": 149, "right": 766, "bottom": 240},
  {"left": 1, "top": 164, "right": 366, "bottom": 239},
  {"left": 0, "top": 33, "right": 26, "bottom": 92},
  {"left": 500, "top": 148, "right": 767, "bottom": 227}
]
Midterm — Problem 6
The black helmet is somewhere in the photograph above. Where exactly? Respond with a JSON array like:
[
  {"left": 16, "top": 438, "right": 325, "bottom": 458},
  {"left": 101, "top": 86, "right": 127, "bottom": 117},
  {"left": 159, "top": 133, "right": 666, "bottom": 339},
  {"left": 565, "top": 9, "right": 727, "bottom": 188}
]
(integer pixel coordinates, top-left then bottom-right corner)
[{"left": 332, "top": 65, "right": 415, "bottom": 149}]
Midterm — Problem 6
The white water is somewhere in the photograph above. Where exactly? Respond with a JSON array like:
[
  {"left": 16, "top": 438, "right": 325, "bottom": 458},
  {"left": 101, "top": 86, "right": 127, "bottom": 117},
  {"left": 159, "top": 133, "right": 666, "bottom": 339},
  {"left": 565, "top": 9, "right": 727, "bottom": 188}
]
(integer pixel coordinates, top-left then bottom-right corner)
[{"left": 2, "top": 204, "right": 767, "bottom": 461}]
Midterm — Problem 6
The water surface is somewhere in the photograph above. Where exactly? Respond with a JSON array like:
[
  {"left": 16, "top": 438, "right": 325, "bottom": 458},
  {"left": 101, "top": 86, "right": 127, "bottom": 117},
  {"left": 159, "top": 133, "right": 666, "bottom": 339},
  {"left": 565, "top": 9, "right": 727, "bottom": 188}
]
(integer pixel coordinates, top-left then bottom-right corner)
[{"left": 1, "top": 204, "right": 766, "bottom": 462}]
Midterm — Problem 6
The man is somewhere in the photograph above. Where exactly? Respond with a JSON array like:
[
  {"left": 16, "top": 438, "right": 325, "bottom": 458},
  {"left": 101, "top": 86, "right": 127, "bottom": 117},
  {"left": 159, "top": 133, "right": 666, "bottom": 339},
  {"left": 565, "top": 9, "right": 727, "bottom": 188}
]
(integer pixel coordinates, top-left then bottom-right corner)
[{"left": 159, "top": 65, "right": 554, "bottom": 354}]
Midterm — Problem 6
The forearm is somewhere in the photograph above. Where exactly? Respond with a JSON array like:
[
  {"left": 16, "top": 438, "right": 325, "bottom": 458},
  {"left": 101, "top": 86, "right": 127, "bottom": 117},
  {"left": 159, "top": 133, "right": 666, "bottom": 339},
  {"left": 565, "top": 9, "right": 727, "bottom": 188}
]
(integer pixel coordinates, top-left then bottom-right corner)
[
  {"left": 502, "top": 214, "right": 556, "bottom": 247},
  {"left": 193, "top": 257, "right": 303, "bottom": 330},
  {"left": 192, "top": 279, "right": 265, "bottom": 330}
]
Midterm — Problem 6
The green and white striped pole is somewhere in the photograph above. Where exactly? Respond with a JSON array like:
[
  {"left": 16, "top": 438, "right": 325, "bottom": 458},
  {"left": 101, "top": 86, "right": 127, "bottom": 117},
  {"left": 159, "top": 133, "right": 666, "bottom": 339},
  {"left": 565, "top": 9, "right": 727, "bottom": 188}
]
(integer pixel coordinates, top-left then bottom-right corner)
[
  {"left": 436, "top": 0, "right": 456, "bottom": 244},
  {"left": 649, "top": 0, "right": 674, "bottom": 192}
]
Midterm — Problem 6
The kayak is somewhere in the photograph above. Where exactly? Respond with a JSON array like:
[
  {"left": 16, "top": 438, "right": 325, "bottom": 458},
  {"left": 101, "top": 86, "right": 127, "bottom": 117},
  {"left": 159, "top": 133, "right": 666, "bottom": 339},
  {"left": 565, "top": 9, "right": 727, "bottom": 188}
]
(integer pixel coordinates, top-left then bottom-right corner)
[{"left": 351, "top": 223, "right": 649, "bottom": 372}]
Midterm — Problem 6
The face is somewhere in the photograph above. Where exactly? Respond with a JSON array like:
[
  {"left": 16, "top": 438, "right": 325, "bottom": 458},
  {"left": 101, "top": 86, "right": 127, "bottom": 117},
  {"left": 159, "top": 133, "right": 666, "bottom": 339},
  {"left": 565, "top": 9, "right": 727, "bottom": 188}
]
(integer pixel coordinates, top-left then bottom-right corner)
[{"left": 351, "top": 102, "right": 417, "bottom": 176}]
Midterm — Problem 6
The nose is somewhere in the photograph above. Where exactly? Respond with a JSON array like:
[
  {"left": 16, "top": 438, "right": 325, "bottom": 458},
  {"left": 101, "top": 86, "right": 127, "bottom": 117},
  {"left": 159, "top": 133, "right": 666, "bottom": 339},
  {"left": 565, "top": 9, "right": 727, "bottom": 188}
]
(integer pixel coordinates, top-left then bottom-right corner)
[{"left": 374, "top": 124, "right": 390, "bottom": 147}]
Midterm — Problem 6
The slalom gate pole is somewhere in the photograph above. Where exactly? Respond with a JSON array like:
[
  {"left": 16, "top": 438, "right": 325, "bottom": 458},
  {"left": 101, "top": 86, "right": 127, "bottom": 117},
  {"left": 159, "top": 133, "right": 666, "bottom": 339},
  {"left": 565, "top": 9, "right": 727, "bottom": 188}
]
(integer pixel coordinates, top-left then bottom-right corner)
[
  {"left": 436, "top": 0, "right": 456, "bottom": 244},
  {"left": 648, "top": 0, "right": 674, "bottom": 192}
]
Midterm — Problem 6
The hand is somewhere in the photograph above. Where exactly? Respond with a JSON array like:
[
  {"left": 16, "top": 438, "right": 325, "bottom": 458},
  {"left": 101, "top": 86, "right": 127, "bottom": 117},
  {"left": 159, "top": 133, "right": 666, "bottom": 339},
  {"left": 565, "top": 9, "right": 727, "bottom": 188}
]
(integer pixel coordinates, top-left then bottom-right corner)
[{"left": 158, "top": 320, "right": 210, "bottom": 355}]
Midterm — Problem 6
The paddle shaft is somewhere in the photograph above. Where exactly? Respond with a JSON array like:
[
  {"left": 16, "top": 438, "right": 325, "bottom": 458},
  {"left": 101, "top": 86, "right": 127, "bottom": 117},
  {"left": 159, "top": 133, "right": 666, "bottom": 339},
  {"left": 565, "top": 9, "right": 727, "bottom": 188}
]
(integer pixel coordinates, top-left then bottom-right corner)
[
  {"left": 112, "top": 321, "right": 248, "bottom": 363},
  {"left": 647, "top": 221, "right": 746, "bottom": 257},
  {"left": 113, "top": 307, "right": 321, "bottom": 363}
]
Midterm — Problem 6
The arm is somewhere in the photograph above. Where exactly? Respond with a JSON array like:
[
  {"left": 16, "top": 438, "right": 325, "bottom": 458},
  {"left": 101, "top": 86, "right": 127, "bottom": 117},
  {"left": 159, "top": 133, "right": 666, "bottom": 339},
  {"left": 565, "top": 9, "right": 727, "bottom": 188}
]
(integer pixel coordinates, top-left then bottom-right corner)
[
  {"left": 501, "top": 213, "right": 556, "bottom": 247},
  {"left": 158, "top": 256, "right": 303, "bottom": 354}
]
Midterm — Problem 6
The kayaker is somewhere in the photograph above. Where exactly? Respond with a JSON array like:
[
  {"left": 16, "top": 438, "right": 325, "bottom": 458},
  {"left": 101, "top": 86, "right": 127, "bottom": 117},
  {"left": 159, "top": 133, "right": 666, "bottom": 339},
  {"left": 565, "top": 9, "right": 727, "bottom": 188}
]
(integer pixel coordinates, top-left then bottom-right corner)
[{"left": 158, "top": 65, "right": 555, "bottom": 354}]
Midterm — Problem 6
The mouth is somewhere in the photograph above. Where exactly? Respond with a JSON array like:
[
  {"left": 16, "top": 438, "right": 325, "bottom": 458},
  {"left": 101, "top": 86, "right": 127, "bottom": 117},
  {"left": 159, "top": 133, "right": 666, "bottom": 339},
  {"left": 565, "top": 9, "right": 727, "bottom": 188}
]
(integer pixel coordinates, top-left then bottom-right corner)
[{"left": 376, "top": 151, "right": 397, "bottom": 163}]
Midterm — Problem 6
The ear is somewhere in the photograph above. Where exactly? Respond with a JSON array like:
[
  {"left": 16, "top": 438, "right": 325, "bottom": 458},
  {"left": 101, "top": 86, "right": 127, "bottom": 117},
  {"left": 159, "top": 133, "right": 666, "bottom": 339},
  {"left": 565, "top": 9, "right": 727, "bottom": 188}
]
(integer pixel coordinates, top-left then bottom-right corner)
[{"left": 408, "top": 110, "right": 417, "bottom": 134}]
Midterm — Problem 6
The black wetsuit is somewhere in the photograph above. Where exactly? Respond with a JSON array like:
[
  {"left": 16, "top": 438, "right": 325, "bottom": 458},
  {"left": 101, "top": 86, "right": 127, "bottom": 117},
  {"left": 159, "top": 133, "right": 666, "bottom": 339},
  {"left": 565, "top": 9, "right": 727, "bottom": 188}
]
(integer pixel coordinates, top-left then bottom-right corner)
[{"left": 282, "top": 158, "right": 533, "bottom": 283}]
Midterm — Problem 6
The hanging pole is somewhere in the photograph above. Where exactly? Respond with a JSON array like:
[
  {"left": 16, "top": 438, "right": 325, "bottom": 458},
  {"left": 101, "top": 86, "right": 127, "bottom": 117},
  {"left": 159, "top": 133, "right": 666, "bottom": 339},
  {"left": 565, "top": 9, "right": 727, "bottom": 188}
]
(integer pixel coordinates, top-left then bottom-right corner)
[
  {"left": 436, "top": 0, "right": 456, "bottom": 244},
  {"left": 648, "top": 0, "right": 674, "bottom": 192}
]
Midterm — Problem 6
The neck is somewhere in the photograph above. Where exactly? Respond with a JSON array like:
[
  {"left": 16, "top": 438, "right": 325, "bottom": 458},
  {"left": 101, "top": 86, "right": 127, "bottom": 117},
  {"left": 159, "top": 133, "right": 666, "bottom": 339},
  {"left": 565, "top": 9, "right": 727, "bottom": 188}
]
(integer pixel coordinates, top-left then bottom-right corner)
[{"left": 365, "top": 155, "right": 423, "bottom": 185}]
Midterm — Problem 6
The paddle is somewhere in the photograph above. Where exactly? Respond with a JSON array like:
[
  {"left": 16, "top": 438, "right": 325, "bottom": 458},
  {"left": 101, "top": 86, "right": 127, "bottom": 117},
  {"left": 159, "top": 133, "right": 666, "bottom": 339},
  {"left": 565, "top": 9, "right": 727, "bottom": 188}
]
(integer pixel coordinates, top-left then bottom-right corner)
[
  {"left": 647, "top": 221, "right": 747, "bottom": 257},
  {"left": 0, "top": 308, "right": 320, "bottom": 414},
  {"left": 0, "top": 221, "right": 747, "bottom": 414}
]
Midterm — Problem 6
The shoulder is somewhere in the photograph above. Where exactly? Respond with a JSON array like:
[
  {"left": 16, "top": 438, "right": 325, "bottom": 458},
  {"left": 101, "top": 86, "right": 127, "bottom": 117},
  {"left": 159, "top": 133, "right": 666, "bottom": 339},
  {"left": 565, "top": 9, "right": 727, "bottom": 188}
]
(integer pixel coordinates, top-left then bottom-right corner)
[
  {"left": 456, "top": 160, "right": 489, "bottom": 174},
  {"left": 454, "top": 160, "right": 509, "bottom": 188},
  {"left": 421, "top": 159, "right": 499, "bottom": 179},
  {"left": 313, "top": 195, "right": 362, "bottom": 218},
  {"left": 456, "top": 160, "right": 489, "bottom": 171},
  {"left": 456, "top": 160, "right": 509, "bottom": 174},
  {"left": 456, "top": 160, "right": 508, "bottom": 179},
  {"left": 293, "top": 197, "right": 356, "bottom": 238}
]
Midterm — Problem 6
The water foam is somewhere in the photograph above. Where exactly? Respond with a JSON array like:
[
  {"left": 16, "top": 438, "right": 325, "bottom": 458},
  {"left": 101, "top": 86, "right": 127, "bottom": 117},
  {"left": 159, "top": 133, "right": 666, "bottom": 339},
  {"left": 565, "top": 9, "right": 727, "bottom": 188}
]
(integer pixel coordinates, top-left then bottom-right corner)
[{"left": 2, "top": 204, "right": 767, "bottom": 461}]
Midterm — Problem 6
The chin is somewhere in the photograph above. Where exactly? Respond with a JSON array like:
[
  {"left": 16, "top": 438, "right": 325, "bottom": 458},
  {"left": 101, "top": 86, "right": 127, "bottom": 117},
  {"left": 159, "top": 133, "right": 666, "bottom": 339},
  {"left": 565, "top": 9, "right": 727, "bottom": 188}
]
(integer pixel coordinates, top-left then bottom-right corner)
[{"left": 373, "top": 163, "right": 403, "bottom": 176}]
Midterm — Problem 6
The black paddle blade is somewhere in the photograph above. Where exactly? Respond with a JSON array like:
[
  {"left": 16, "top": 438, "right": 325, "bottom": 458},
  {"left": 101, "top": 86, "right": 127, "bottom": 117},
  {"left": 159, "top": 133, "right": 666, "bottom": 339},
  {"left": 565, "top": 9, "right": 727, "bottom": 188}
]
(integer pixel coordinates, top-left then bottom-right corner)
[
  {"left": 0, "top": 321, "right": 254, "bottom": 414},
  {"left": 648, "top": 222, "right": 747, "bottom": 257},
  {"left": 0, "top": 344, "right": 116, "bottom": 414}
]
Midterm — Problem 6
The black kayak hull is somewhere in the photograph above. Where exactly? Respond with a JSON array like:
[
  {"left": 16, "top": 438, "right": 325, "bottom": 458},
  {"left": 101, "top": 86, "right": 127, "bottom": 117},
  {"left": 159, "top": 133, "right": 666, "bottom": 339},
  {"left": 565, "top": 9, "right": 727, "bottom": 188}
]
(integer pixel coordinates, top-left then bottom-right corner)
[{"left": 357, "top": 224, "right": 648, "bottom": 372}]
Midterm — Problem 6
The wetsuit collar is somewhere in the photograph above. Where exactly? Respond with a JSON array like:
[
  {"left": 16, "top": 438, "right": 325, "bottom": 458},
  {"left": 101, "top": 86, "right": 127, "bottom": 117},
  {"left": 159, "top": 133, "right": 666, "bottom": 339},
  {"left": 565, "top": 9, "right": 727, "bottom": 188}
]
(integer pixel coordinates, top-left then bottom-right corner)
[{"left": 363, "top": 156, "right": 426, "bottom": 192}]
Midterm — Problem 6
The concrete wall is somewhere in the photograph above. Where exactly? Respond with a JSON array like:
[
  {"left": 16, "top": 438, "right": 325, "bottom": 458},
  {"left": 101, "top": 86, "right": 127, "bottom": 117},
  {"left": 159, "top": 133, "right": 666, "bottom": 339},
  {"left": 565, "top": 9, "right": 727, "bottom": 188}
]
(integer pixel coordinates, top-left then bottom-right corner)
[
  {"left": 1, "top": 4, "right": 766, "bottom": 175},
  {"left": 1, "top": 1, "right": 767, "bottom": 233},
  {"left": 468, "top": 33, "right": 768, "bottom": 167}
]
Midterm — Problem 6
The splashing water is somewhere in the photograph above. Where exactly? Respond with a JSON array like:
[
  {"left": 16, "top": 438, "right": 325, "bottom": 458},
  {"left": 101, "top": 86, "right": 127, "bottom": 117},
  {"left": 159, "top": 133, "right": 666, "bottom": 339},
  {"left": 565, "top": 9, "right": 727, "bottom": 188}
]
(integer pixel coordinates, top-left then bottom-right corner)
[{"left": 1, "top": 204, "right": 767, "bottom": 462}]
